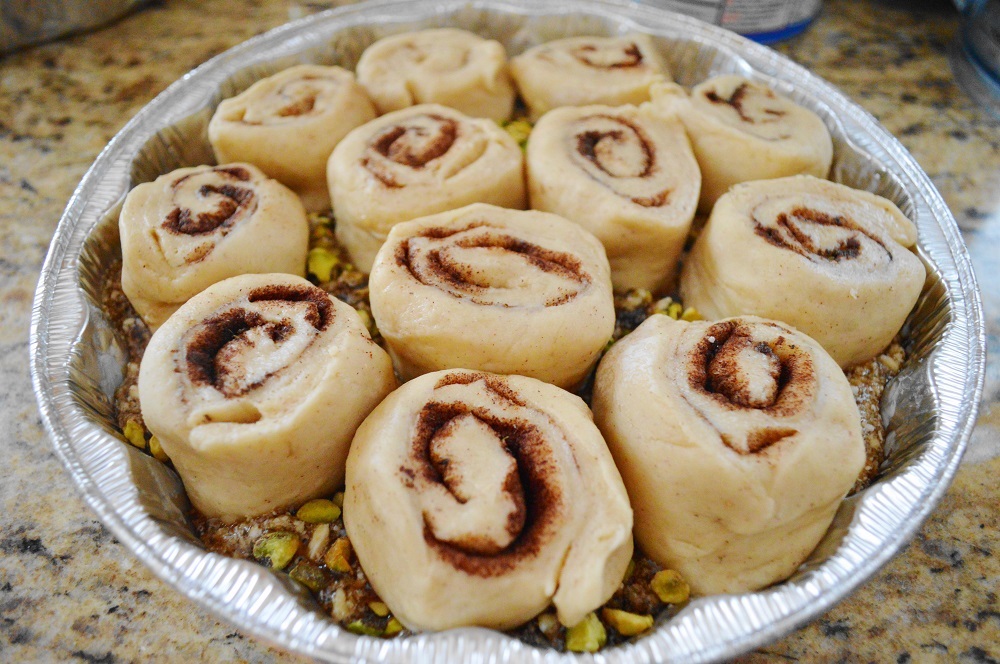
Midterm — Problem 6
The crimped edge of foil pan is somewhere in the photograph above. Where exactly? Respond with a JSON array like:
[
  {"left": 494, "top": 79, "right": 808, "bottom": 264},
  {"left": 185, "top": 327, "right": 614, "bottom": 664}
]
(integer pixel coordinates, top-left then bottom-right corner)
[{"left": 30, "top": 1, "right": 986, "bottom": 662}]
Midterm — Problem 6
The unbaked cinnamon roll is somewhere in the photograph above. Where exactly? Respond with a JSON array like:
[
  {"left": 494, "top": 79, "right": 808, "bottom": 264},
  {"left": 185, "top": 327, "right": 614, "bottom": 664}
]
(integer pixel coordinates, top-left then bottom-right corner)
[
  {"left": 344, "top": 369, "right": 633, "bottom": 631},
  {"left": 592, "top": 314, "right": 864, "bottom": 595},
  {"left": 679, "top": 175, "right": 925, "bottom": 367},
  {"left": 510, "top": 34, "right": 670, "bottom": 121},
  {"left": 527, "top": 104, "right": 700, "bottom": 293},
  {"left": 119, "top": 163, "right": 309, "bottom": 328},
  {"left": 138, "top": 273, "right": 396, "bottom": 522},
  {"left": 356, "top": 28, "right": 515, "bottom": 122},
  {"left": 368, "top": 203, "right": 614, "bottom": 389},
  {"left": 328, "top": 104, "right": 527, "bottom": 272},
  {"left": 208, "top": 65, "right": 377, "bottom": 212},
  {"left": 651, "top": 75, "right": 833, "bottom": 212}
]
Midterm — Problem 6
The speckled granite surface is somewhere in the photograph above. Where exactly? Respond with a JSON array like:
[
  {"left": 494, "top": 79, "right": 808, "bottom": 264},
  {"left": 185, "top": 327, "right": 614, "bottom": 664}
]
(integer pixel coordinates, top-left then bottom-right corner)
[{"left": 1, "top": 0, "right": 997, "bottom": 661}]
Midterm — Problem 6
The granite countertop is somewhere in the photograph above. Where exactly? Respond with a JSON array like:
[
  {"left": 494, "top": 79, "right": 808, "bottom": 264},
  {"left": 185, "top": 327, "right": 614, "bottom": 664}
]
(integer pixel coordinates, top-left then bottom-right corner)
[{"left": 1, "top": 0, "right": 997, "bottom": 661}]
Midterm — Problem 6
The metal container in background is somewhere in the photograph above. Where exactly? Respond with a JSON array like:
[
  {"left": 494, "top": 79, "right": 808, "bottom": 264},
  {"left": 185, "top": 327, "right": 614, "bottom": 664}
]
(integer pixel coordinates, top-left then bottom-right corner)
[
  {"left": 0, "top": 0, "right": 149, "bottom": 55},
  {"left": 634, "top": 0, "right": 822, "bottom": 42}
]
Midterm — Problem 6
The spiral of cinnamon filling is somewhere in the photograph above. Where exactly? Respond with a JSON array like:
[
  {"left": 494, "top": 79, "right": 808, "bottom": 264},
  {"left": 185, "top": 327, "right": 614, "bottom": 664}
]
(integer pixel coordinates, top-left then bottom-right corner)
[
  {"left": 119, "top": 163, "right": 308, "bottom": 328},
  {"left": 369, "top": 203, "right": 614, "bottom": 388},
  {"left": 139, "top": 273, "right": 396, "bottom": 521},
  {"left": 680, "top": 175, "right": 926, "bottom": 367},
  {"left": 328, "top": 104, "right": 526, "bottom": 272},
  {"left": 510, "top": 34, "right": 670, "bottom": 120},
  {"left": 592, "top": 314, "right": 864, "bottom": 595},
  {"left": 356, "top": 28, "right": 516, "bottom": 122},
  {"left": 208, "top": 65, "right": 376, "bottom": 212},
  {"left": 528, "top": 104, "right": 699, "bottom": 292},
  {"left": 650, "top": 75, "right": 833, "bottom": 212},
  {"left": 344, "top": 370, "right": 633, "bottom": 631}
]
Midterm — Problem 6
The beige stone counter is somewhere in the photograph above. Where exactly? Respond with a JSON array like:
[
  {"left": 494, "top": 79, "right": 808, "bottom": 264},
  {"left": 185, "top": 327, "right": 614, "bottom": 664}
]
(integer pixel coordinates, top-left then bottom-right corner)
[{"left": 0, "top": 0, "right": 997, "bottom": 661}]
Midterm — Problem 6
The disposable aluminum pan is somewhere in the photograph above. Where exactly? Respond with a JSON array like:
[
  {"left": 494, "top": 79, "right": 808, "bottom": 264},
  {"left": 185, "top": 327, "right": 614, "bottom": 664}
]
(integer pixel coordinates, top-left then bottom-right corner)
[{"left": 29, "top": 1, "right": 986, "bottom": 662}]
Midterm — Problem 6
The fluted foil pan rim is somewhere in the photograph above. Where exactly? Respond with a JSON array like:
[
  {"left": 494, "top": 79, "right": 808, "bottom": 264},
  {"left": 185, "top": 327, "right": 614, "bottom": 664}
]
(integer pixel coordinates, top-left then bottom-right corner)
[{"left": 30, "top": 1, "right": 986, "bottom": 662}]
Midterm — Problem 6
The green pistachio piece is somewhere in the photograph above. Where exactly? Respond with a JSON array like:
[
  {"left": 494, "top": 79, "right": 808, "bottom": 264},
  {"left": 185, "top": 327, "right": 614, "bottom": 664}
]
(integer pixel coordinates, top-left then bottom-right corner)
[
  {"left": 289, "top": 559, "right": 328, "bottom": 592},
  {"left": 368, "top": 601, "right": 389, "bottom": 618},
  {"left": 565, "top": 612, "right": 606, "bottom": 653},
  {"left": 332, "top": 491, "right": 345, "bottom": 508},
  {"left": 122, "top": 420, "right": 146, "bottom": 449},
  {"left": 680, "top": 306, "right": 701, "bottom": 322},
  {"left": 325, "top": 537, "right": 352, "bottom": 573},
  {"left": 601, "top": 608, "right": 653, "bottom": 636},
  {"left": 502, "top": 119, "right": 532, "bottom": 149},
  {"left": 308, "top": 247, "right": 340, "bottom": 283},
  {"left": 651, "top": 569, "right": 690, "bottom": 604},
  {"left": 147, "top": 435, "right": 169, "bottom": 462},
  {"left": 252, "top": 532, "right": 300, "bottom": 571},
  {"left": 666, "top": 301, "right": 684, "bottom": 319},
  {"left": 347, "top": 620, "right": 383, "bottom": 637},
  {"left": 296, "top": 498, "right": 341, "bottom": 524},
  {"left": 383, "top": 617, "right": 403, "bottom": 636}
]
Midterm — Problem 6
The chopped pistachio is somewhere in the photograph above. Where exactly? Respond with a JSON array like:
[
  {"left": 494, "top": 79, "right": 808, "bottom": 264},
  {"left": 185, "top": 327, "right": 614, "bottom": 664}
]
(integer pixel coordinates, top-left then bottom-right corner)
[
  {"left": 565, "top": 612, "right": 606, "bottom": 653},
  {"left": 289, "top": 559, "right": 328, "bottom": 592},
  {"left": 680, "top": 306, "right": 701, "bottom": 322},
  {"left": 122, "top": 419, "right": 146, "bottom": 449},
  {"left": 308, "top": 247, "right": 340, "bottom": 282},
  {"left": 325, "top": 536, "right": 353, "bottom": 573},
  {"left": 651, "top": 296, "right": 674, "bottom": 315},
  {"left": 147, "top": 435, "right": 170, "bottom": 462},
  {"left": 347, "top": 620, "right": 383, "bottom": 637},
  {"left": 651, "top": 569, "right": 690, "bottom": 604},
  {"left": 331, "top": 491, "right": 345, "bottom": 508},
  {"left": 330, "top": 588, "right": 351, "bottom": 621},
  {"left": 355, "top": 308, "right": 378, "bottom": 338},
  {"left": 368, "top": 601, "right": 389, "bottom": 617},
  {"left": 536, "top": 612, "right": 560, "bottom": 640},
  {"left": 307, "top": 523, "right": 331, "bottom": 561},
  {"left": 601, "top": 608, "right": 653, "bottom": 636},
  {"left": 296, "top": 498, "right": 341, "bottom": 524},
  {"left": 502, "top": 119, "right": 532, "bottom": 149},
  {"left": 384, "top": 617, "right": 403, "bottom": 636},
  {"left": 620, "top": 289, "right": 652, "bottom": 310},
  {"left": 878, "top": 353, "right": 901, "bottom": 372},
  {"left": 252, "top": 532, "right": 300, "bottom": 570},
  {"left": 623, "top": 559, "right": 636, "bottom": 582},
  {"left": 666, "top": 301, "right": 684, "bottom": 320}
]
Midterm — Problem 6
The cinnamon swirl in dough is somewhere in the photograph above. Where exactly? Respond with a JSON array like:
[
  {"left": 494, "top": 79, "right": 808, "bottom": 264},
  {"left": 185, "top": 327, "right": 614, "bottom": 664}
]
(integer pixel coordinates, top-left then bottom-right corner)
[
  {"left": 327, "top": 104, "right": 526, "bottom": 272},
  {"left": 119, "top": 163, "right": 309, "bottom": 328},
  {"left": 652, "top": 75, "right": 833, "bottom": 212},
  {"left": 679, "top": 175, "right": 925, "bottom": 367},
  {"left": 368, "top": 203, "right": 615, "bottom": 389},
  {"left": 356, "top": 28, "right": 515, "bottom": 122},
  {"left": 510, "top": 34, "right": 670, "bottom": 120},
  {"left": 208, "top": 65, "right": 376, "bottom": 212},
  {"left": 344, "top": 370, "right": 633, "bottom": 631},
  {"left": 527, "top": 104, "right": 700, "bottom": 293},
  {"left": 138, "top": 273, "right": 396, "bottom": 522},
  {"left": 593, "top": 315, "right": 864, "bottom": 595}
]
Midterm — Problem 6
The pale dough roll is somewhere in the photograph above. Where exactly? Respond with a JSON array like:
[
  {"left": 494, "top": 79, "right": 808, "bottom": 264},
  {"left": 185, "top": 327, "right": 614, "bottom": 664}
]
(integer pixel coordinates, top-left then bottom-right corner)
[
  {"left": 138, "top": 273, "right": 396, "bottom": 522},
  {"left": 208, "top": 65, "right": 377, "bottom": 211},
  {"left": 527, "top": 104, "right": 700, "bottom": 293},
  {"left": 344, "top": 370, "right": 633, "bottom": 631},
  {"left": 651, "top": 75, "right": 833, "bottom": 212},
  {"left": 356, "top": 28, "right": 515, "bottom": 122},
  {"left": 679, "top": 175, "right": 925, "bottom": 367},
  {"left": 368, "top": 203, "right": 615, "bottom": 389},
  {"left": 592, "top": 314, "right": 864, "bottom": 595},
  {"left": 120, "top": 163, "right": 309, "bottom": 329},
  {"left": 328, "top": 104, "right": 527, "bottom": 272},
  {"left": 510, "top": 34, "right": 670, "bottom": 121}
]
